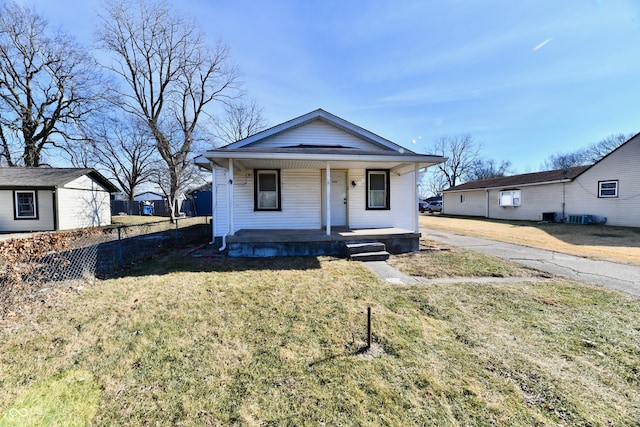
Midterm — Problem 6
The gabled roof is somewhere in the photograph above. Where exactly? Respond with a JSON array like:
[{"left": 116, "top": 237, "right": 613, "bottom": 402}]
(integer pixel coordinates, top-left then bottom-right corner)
[
  {"left": 0, "top": 167, "right": 119, "bottom": 192},
  {"left": 196, "top": 109, "right": 446, "bottom": 173},
  {"left": 445, "top": 166, "right": 590, "bottom": 192},
  {"left": 223, "top": 108, "right": 412, "bottom": 152}
]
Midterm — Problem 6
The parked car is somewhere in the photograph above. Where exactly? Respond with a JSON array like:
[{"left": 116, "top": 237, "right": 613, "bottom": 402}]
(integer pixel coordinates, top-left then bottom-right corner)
[
  {"left": 418, "top": 201, "right": 429, "bottom": 212},
  {"left": 422, "top": 201, "right": 442, "bottom": 213}
]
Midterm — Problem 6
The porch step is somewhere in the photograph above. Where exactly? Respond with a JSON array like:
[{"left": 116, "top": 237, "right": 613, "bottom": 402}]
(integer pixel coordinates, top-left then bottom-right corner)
[
  {"left": 349, "top": 251, "right": 390, "bottom": 262},
  {"left": 346, "top": 242, "right": 389, "bottom": 262}
]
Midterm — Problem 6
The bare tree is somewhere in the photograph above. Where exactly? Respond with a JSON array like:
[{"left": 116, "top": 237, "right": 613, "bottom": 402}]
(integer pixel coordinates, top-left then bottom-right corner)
[
  {"left": 541, "top": 133, "right": 632, "bottom": 170},
  {"left": 468, "top": 159, "right": 512, "bottom": 181},
  {"left": 88, "top": 116, "right": 157, "bottom": 201},
  {"left": 97, "top": 0, "right": 239, "bottom": 220},
  {"left": 430, "top": 134, "right": 481, "bottom": 189},
  {"left": 585, "top": 133, "right": 631, "bottom": 163},
  {"left": 0, "top": 1, "right": 104, "bottom": 166},
  {"left": 214, "top": 99, "right": 268, "bottom": 145}
]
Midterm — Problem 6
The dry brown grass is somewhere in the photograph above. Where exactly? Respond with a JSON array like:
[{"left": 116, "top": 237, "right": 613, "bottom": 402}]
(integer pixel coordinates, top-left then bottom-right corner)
[
  {"left": 420, "top": 215, "right": 640, "bottom": 265},
  {"left": 2, "top": 254, "right": 639, "bottom": 425},
  {"left": 388, "top": 239, "right": 544, "bottom": 279}
]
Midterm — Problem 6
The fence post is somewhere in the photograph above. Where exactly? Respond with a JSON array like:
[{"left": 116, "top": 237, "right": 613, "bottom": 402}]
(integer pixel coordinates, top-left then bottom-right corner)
[{"left": 117, "top": 226, "right": 124, "bottom": 268}]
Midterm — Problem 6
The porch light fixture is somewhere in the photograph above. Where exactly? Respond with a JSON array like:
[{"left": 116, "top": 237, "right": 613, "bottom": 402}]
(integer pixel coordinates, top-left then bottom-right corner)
[{"left": 351, "top": 180, "right": 357, "bottom": 188}]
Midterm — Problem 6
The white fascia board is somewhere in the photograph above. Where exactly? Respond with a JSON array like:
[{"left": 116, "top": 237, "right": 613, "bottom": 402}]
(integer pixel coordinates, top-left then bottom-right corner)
[{"left": 200, "top": 150, "right": 444, "bottom": 164}]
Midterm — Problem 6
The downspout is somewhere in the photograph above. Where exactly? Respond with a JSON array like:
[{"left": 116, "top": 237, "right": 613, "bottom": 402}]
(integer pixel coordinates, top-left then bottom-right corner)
[
  {"left": 218, "top": 159, "right": 234, "bottom": 252},
  {"left": 414, "top": 163, "right": 419, "bottom": 232},
  {"left": 485, "top": 189, "right": 490, "bottom": 218},
  {"left": 209, "top": 162, "right": 217, "bottom": 245}
]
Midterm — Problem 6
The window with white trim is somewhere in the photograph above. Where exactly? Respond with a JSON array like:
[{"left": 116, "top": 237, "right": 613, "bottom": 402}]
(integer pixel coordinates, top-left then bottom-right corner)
[
  {"left": 14, "top": 190, "right": 38, "bottom": 219},
  {"left": 499, "top": 190, "right": 521, "bottom": 207},
  {"left": 598, "top": 180, "right": 618, "bottom": 198},
  {"left": 254, "top": 169, "right": 281, "bottom": 210},
  {"left": 366, "top": 169, "right": 390, "bottom": 210}
]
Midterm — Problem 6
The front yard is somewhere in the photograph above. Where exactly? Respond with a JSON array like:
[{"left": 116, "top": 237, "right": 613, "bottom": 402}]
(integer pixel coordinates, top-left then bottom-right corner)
[{"left": 1, "top": 249, "right": 639, "bottom": 426}]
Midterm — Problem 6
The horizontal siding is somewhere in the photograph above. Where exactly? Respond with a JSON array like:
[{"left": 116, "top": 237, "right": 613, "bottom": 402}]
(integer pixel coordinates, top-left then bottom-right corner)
[
  {"left": 256, "top": 120, "right": 383, "bottom": 150},
  {"left": 62, "top": 175, "right": 96, "bottom": 191},
  {"left": 349, "top": 169, "right": 415, "bottom": 230},
  {"left": 444, "top": 183, "right": 566, "bottom": 221},
  {"left": 212, "top": 168, "right": 229, "bottom": 235},
  {"left": 57, "top": 187, "right": 112, "bottom": 230},
  {"left": 233, "top": 169, "right": 321, "bottom": 230},
  {"left": 0, "top": 189, "right": 54, "bottom": 232},
  {"left": 213, "top": 168, "right": 417, "bottom": 234},
  {"left": 568, "top": 136, "right": 640, "bottom": 227},
  {"left": 488, "top": 184, "right": 565, "bottom": 221},
  {"left": 443, "top": 191, "right": 486, "bottom": 217}
]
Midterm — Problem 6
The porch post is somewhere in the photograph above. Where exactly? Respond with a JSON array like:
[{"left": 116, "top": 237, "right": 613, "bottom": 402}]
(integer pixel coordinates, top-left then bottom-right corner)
[
  {"left": 326, "top": 162, "right": 331, "bottom": 236},
  {"left": 228, "top": 159, "right": 235, "bottom": 236},
  {"left": 211, "top": 162, "right": 216, "bottom": 242},
  {"left": 414, "top": 163, "right": 420, "bottom": 232}
]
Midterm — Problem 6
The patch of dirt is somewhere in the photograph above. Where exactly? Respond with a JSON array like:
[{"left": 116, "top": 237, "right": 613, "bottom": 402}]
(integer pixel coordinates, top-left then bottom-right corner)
[{"left": 356, "top": 343, "right": 386, "bottom": 360}]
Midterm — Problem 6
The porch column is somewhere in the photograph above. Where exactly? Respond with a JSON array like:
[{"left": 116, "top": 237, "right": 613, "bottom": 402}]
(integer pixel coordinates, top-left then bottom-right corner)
[
  {"left": 228, "top": 158, "right": 235, "bottom": 236},
  {"left": 414, "top": 163, "right": 420, "bottom": 233},
  {"left": 211, "top": 162, "right": 216, "bottom": 242},
  {"left": 326, "top": 162, "right": 331, "bottom": 236}
]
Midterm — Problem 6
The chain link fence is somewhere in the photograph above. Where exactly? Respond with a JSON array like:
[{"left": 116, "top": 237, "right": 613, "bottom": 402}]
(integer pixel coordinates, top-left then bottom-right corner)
[{"left": 1, "top": 217, "right": 210, "bottom": 318}]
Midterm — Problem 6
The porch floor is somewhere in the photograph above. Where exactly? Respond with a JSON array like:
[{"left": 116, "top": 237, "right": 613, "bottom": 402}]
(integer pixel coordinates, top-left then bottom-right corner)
[{"left": 222, "top": 227, "right": 420, "bottom": 257}]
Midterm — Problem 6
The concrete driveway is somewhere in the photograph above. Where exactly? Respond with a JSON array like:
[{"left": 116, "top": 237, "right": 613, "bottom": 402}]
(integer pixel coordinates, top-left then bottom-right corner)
[{"left": 422, "top": 227, "right": 640, "bottom": 297}]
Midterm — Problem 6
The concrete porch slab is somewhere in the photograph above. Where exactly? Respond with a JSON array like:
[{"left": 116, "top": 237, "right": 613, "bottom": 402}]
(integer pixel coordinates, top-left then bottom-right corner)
[{"left": 222, "top": 227, "right": 420, "bottom": 257}]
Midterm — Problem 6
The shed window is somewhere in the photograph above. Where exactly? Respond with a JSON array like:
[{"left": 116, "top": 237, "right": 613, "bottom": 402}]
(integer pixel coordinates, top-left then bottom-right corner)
[
  {"left": 14, "top": 190, "right": 38, "bottom": 219},
  {"left": 254, "top": 169, "right": 281, "bottom": 210},
  {"left": 598, "top": 180, "right": 618, "bottom": 198},
  {"left": 366, "top": 170, "right": 390, "bottom": 210}
]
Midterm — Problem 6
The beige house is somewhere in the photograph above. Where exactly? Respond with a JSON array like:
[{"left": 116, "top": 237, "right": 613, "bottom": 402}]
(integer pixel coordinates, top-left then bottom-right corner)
[
  {"left": 443, "top": 133, "right": 640, "bottom": 227},
  {"left": 0, "top": 168, "right": 118, "bottom": 233}
]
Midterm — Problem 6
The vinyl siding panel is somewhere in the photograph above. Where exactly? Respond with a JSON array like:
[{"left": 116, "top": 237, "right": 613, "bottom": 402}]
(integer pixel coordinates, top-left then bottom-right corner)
[
  {"left": 444, "top": 183, "right": 566, "bottom": 221},
  {"left": 348, "top": 169, "right": 416, "bottom": 230},
  {"left": 57, "top": 176, "right": 112, "bottom": 230},
  {"left": 255, "top": 120, "right": 384, "bottom": 150},
  {"left": 0, "top": 189, "right": 54, "bottom": 232},
  {"left": 567, "top": 135, "right": 640, "bottom": 227},
  {"left": 233, "top": 169, "right": 321, "bottom": 231},
  {"left": 212, "top": 168, "right": 229, "bottom": 235},
  {"left": 443, "top": 190, "right": 486, "bottom": 217},
  {"left": 212, "top": 168, "right": 418, "bottom": 234}
]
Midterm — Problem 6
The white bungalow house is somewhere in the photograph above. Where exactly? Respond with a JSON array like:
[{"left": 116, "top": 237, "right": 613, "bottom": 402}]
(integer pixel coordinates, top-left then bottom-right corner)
[
  {"left": 195, "top": 109, "right": 445, "bottom": 257},
  {"left": 443, "top": 132, "right": 640, "bottom": 227},
  {"left": 0, "top": 168, "right": 119, "bottom": 233}
]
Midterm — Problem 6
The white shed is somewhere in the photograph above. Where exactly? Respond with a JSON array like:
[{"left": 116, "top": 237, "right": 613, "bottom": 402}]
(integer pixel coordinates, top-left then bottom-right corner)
[{"left": 0, "top": 168, "right": 119, "bottom": 232}]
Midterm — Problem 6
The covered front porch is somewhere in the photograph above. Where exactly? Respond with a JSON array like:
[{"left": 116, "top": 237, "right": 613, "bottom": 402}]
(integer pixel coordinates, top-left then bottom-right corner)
[{"left": 222, "top": 227, "right": 420, "bottom": 257}]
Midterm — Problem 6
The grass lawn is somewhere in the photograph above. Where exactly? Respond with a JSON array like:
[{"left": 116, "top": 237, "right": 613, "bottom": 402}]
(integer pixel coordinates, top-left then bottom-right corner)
[
  {"left": 420, "top": 214, "right": 640, "bottom": 265},
  {"left": 1, "top": 251, "right": 639, "bottom": 426}
]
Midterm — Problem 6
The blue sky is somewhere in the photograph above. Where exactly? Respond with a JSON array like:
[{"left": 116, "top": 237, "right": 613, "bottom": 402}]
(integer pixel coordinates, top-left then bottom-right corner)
[{"left": 31, "top": 0, "right": 640, "bottom": 173}]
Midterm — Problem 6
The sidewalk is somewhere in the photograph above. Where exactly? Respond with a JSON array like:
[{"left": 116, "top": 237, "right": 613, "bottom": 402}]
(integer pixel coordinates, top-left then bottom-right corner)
[{"left": 421, "top": 227, "right": 640, "bottom": 297}]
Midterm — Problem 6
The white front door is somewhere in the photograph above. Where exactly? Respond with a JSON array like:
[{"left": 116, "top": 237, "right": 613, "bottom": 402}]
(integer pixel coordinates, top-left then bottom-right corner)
[{"left": 322, "top": 170, "right": 347, "bottom": 227}]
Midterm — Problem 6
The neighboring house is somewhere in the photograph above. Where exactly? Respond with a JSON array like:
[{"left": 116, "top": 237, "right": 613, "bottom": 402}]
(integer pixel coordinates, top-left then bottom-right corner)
[
  {"left": 443, "top": 132, "right": 640, "bottom": 227},
  {"left": 0, "top": 168, "right": 119, "bottom": 233},
  {"left": 182, "top": 184, "right": 212, "bottom": 216},
  {"left": 134, "top": 191, "right": 165, "bottom": 202},
  {"left": 195, "top": 109, "right": 445, "bottom": 256}
]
